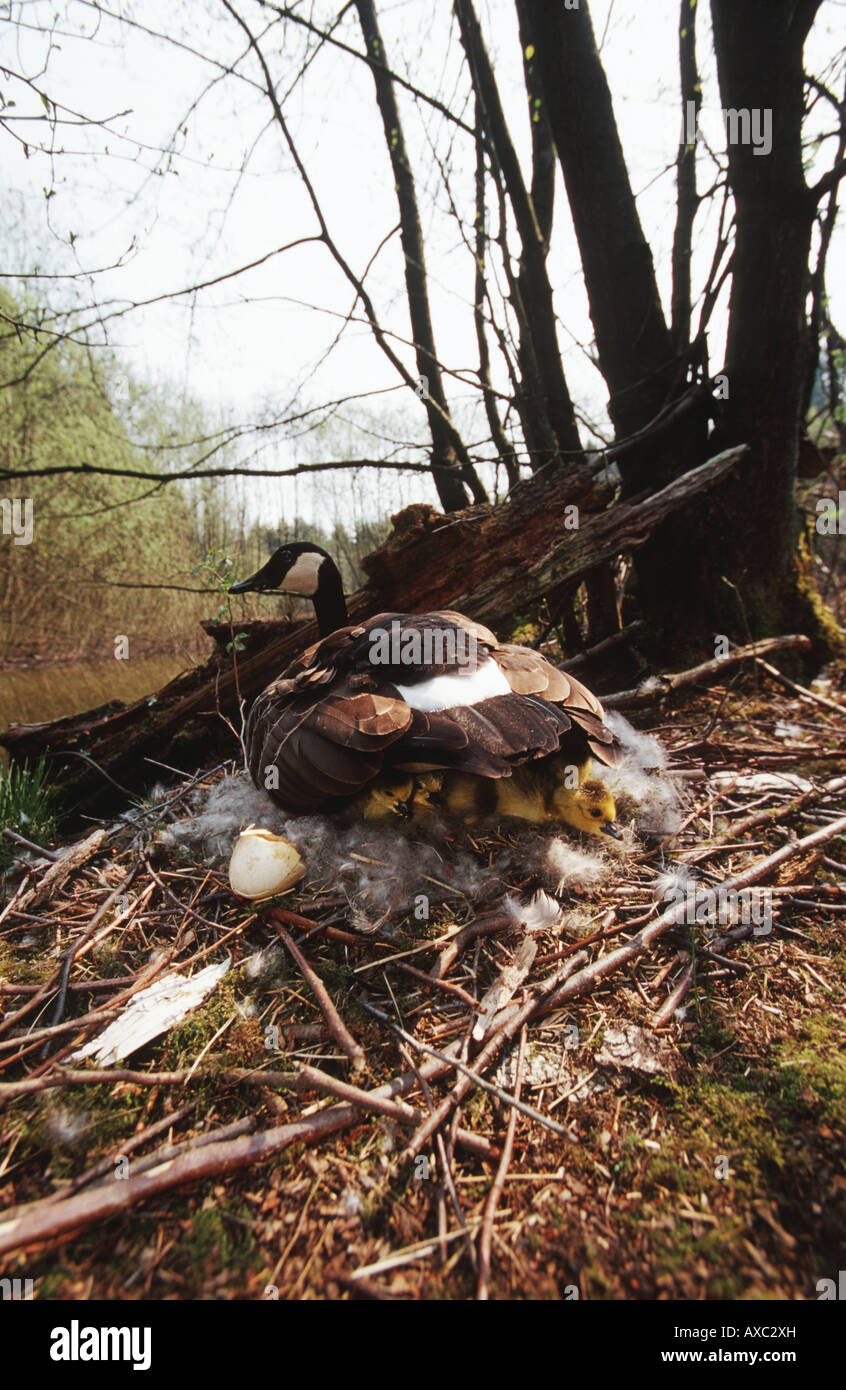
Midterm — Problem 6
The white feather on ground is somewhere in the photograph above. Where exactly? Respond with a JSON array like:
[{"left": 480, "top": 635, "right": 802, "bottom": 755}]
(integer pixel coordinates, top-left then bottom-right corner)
[
  {"left": 599, "top": 712, "right": 684, "bottom": 837},
  {"left": 546, "top": 838, "right": 610, "bottom": 893},
  {"left": 504, "top": 889, "right": 567, "bottom": 932},
  {"left": 652, "top": 865, "right": 696, "bottom": 901}
]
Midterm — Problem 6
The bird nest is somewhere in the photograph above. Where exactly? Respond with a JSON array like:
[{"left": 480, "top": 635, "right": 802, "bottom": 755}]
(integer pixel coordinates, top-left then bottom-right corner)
[{"left": 0, "top": 668, "right": 844, "bottom": 1300}]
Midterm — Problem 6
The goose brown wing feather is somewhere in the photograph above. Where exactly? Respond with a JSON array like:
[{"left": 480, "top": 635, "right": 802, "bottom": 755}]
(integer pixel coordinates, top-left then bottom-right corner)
[
  {"left": 312, "top": 693, "right": 412, "bottom": 746},
  {"left": 558, "top": 669, "right": 605, "bottom": 716},
  {"left": 445, "top": 693, "right": 570, "bottom": 762},
  {"left": 491, "top": 646, "right": 569, "bottom": 700},
  {"left": 247, "top": 685, "right": 411, "bottom": 810},
  {"left": 429, "top": 610, "right": 499, "bottom": 647},
  {"left": 491, "top": 647, "right": 619, "bottom": 764}
]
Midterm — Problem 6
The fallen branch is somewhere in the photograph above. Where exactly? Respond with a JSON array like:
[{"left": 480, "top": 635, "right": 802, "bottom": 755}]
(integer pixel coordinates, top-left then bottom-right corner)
[
  {"left": 477, "top": 1026, "right": 525, "bottom": 1300},
  {"left": 404, "top": 951, "right": 588, "bottom": 1159},
  {"left": 539, "top": 815, "right": 846, "bottom": 1017},
  {"left": 272, "top": 918, "right": 366, "bottom": 1071},
  {"left": 603, "top": 635, "right": 812, "bottom": 709},
  {"left": 0, "top": 1048, "right": 461, "bottom": 1257},
  {"left": 363, "top": 1001, "right": 572, "bottom": 1139}
]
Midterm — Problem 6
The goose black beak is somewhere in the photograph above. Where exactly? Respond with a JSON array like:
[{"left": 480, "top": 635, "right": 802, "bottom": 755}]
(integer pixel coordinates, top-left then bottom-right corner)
[
  {"left": 229, "top": 563, "right": 273, "bottom": 594},
  {"left": 602, "top": 821, "right": 623, "bottom": 840}
]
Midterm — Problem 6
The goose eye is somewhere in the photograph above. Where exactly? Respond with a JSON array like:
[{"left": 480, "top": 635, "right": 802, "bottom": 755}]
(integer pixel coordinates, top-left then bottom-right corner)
[{"left": 591, "top": 809, "right": 602, "bottom": 818}]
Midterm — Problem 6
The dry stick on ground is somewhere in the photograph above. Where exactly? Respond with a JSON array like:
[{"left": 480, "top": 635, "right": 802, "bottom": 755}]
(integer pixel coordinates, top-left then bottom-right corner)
[
  {"left": 0, "top": 882, "right": 159, "bottom": 1051},
  {"left": 0, "top": 1048, "right": 462, "bottom": 1257},
  {"left": 104, "top": 1117, "right": 257, "bottom": 1186},
  {"left": 753, "top": 655, "right": 846, "bottom": 716},
  {"left": 363, "top": 1001, "right": 572, "bottom": 1140},
  {"left": 402, "top": 952, "right": 588, "bottom": 1160},
  {"left": 0, "top": 962, "right": 160, "bottom": 1079},
  {"left": 656, "top": 779, "right": 739, "bottom": 852},
  {"left": 0, "top": 1010, "right": 119, "bottom": 1054},
  {"left": 292, "top": 1060, "right": 495, "bottom": 1159},
  {"left": 42, "top": 866, "right": 140, "bottom": 1052},
  {"left": 602, "top": 635, "right": 813, "bottom": 710},
  {"left": 395, "top": 1039, "right": 478, "bottom": 1274},
  {"left": 271, "top": 919, "right": 366, "bottom": 1071},
  {"left": 0, "top": 974, "right": 146, "bottom": 997},
  {"left": 391, "top": 959, "right": 479, "bottom": 1007},
  {"left": 3, "top": 1116, "right": 257, "bottom": 1227},
  {"left": 408, "top": 814, "right": 846, "bottom": 1158},
  {"left": 679, "top": 775, "right": 846, "bottom": 862},
  {"left": 477, "top": 1025, "right": 526, "bottom": 1301},
  {"left": 0, "top": 1066, "right": 199, "bottom": 1105},
  {"left": 4, "top": 819, "right": 842, "bottom": 1257},
  {"left": 432, "top": 911, "right": 513, "bottom": 980},
  {"left": 4, "top": 943, "right": 183, "bottom": 1081},
  {"left": 0, "top": 828, "right": 60, "bottom": 862},
  {"left": 0, "top": 829, "right": 108, "bottom": 923},
  {"left": 45, "top": 1101, "right": 199, "bottom": 1202},
  {"left": 652, "top": 961, "right": 696, "bottom": 1028},
  {"left": 653, "top": 922, "right": 761, "bottom": 1025},
  {"left": 535, "top": 816, "right": 846, "bottom": 1022}
]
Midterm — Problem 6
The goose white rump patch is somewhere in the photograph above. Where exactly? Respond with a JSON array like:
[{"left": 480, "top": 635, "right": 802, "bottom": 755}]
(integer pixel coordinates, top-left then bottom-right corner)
[{"left": 394, "top": 658, "right": 511, "bottom": 712}]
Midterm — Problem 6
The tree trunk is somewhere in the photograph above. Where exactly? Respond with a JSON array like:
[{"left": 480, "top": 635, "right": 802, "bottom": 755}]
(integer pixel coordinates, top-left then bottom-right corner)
[
  {"left": 700, "top": 0, "right": 826, "bottom": 647},
  {"left": 671, "top": 0, "right": 701, "bottom": 353},
  {"left": 521, "top": 0, "right": 676, "bottom": 452},
  {"left": 520, "top": 0, "right": 706, "bottom": 651},
  {"left": 354, "top": 0, "right": 486, "bottom": 510},
  {"left": 455, "top": 0, "right": 583, "bottom": 471}
]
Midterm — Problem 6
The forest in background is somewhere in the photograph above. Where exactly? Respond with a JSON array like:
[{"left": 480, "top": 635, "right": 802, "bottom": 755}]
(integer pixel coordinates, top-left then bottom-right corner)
[
  {"left": 0, "top": 286, "right": 391, "bottom": 663},
  {"left": 1, "top": 0, "right": 845, "bottom": 681},
  {"left": 2, "top": 266, "right": 843, "bottom": 667}
]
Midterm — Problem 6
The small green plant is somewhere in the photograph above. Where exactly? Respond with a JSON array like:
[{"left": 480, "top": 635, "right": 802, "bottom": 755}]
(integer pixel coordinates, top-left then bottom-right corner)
[
  {"left": 191, "top": 547, "right": 235, "bottom": 617},
  {"left": 0, "top": 756, "right": 58, "bottom": 875},
  {"left": 191, "top": 548, "right": 247, "bottom": 653}
]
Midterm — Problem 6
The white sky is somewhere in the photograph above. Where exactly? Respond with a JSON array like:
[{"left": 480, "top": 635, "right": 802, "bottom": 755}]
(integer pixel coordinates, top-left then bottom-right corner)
[{"left": 2, "top": 0, "right": 845, "bottom": 529}]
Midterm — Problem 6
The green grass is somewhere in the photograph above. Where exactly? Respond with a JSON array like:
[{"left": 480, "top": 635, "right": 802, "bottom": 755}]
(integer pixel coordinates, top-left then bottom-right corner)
[{"left": 0, "top": 756, "right": 58, "bottom": 877}]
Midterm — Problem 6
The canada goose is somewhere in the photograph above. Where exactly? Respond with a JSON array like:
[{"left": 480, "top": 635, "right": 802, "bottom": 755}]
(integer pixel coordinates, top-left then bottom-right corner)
[{"left": 229, "top": 542, "right": 621, "bottom": 818}]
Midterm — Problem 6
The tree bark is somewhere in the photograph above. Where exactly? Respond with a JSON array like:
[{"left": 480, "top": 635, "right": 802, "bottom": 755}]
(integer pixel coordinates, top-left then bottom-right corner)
[
  {"left": 519, "top": 0, "right": 707, "bottom": 649},
  {"left": 671, "top": 0, "right": 701, "bottom": 352},
  {"left": 354, "top": 0, "right": 485, "bottom": 510},
  {"left": 701, "top": 0, "right": 835, "bottom": 651},
  {"left": 521, "top": 0, "right": 677, "bottom": 451},
  {"left": 455, "top": 0, "right": 583, "bottom": 471}
]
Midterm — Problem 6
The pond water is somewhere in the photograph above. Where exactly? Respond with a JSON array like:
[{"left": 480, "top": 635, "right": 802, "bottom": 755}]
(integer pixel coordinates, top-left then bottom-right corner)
[{"left": 0, "top": 652, "right": 191, "bottom": 735}]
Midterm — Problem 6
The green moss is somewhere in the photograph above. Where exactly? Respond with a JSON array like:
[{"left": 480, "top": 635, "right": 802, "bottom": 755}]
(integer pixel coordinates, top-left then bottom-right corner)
[{"left": 773, "top": 1016, "right": 846, "bottom": 1120}]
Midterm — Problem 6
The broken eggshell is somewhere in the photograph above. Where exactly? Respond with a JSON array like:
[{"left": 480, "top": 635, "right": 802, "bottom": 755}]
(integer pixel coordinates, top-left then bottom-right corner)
[{"left": 228, "top": 825, "right": 305, "bottom": 900}]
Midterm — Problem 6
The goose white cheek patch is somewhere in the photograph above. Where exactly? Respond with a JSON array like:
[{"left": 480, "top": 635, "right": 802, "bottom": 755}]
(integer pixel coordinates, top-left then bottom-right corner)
[
  {"left": 394, "top": 659, "right": 511, "bottom": 712},
  {"left": 284, "top": 551, "right": 322, "bottom": 595}
]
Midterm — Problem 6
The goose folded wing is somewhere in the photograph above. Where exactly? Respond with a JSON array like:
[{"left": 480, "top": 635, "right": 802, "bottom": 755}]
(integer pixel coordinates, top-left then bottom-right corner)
[
  {"left": 391, "top": 693, "right": 571, "bottom": 777},
  {"left": 492, "top": 648, "right": 621, "bottom": 765},
  {"left": 248, "top": 690, "right": 412, "bottom": 810},
  {"left": 564, "top": 706, "right": 623, "bottom": 766},
  {"left": 491, "top": 645, "right": 570, "bottom": 700}
]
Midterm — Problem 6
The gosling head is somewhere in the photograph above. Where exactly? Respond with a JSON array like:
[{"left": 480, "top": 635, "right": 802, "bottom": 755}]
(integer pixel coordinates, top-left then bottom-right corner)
[
  {"left": 358, "top": 775, "right": 415, "bottom": 822},
  {"left": 553, "top": 779, "right": 622, "bottom": 840}
]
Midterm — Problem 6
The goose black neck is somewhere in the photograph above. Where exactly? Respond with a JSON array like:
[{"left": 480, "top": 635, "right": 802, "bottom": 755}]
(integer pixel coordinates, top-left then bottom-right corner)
[{"left": 315, "top": 559, "right": 348, "bottom": 637}]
